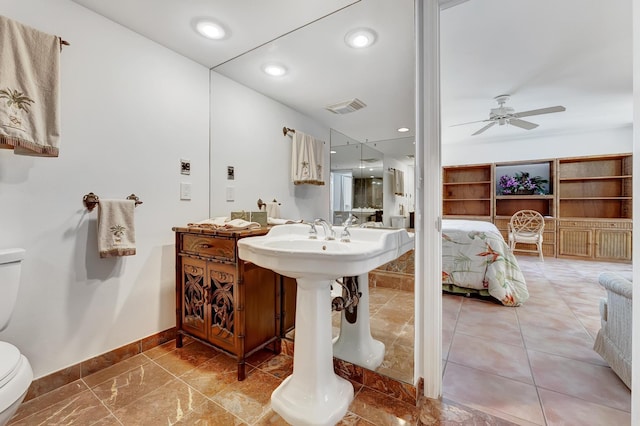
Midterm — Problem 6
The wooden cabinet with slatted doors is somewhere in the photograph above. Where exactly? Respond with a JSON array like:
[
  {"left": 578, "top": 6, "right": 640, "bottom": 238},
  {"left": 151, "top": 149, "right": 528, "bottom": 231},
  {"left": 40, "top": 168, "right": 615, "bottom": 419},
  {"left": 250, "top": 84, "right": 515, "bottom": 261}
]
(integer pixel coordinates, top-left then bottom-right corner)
[
  {"left": 556, "top": 154, "right": 632, "bottom": 262},
  {"left": 558, "top": 219, "right": 632, "bottom": 261},
  {"left": 173, "top": 226, "right": 284, "bottom": 380}
]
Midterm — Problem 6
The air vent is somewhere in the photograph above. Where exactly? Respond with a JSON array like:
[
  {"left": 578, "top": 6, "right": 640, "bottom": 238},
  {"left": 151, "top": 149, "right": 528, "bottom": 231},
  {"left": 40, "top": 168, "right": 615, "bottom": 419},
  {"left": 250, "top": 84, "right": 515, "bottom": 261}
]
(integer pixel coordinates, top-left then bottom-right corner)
[
  {"left": 361, "top": 158, "right": 379, "bottom": 163},
  {"left": 325, "top": 98, "right": 367, "bottom": 115}
]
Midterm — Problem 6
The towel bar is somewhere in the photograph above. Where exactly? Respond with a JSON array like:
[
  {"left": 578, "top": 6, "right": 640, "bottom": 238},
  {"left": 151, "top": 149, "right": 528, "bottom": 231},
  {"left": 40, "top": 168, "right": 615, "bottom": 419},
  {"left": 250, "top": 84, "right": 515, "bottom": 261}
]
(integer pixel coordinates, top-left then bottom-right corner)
[{"left": 83, "top": 192, "right": 143, "bottom": 212}]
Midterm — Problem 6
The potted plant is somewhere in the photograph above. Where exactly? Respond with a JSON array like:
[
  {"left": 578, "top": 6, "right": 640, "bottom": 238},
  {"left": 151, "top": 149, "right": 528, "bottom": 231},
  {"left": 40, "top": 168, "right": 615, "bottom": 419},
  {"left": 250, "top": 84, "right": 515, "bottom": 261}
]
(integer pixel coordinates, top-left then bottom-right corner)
[{"left": 498, "top": 171, "right": 548, "bottom": 195}]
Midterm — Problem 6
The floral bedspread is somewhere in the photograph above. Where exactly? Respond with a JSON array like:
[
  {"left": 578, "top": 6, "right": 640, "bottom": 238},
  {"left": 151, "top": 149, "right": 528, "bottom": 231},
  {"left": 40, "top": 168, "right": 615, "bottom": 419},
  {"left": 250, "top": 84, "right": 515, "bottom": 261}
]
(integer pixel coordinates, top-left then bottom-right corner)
[{"left": 442, "top": 220, "right": 529, "bottom": 306}]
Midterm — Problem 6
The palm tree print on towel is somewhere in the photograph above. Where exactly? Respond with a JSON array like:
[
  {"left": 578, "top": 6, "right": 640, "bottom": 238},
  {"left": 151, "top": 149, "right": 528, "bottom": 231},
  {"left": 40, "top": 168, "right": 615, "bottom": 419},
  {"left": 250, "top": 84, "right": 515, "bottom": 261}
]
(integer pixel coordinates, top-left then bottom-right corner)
[
  {"left": 0, "top": 88, "right": 35, "bottom": 131},
  {"left": 109, "top": 224, "right": 126, "bottom": 244}
]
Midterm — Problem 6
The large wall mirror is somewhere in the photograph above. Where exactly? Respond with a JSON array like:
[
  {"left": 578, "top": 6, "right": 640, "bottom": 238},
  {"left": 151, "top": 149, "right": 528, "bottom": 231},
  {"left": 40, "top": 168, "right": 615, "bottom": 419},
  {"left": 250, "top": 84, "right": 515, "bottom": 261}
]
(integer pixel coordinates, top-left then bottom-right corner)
[{"left": 212, "top": 0, "right": 416, "bottom": 384}]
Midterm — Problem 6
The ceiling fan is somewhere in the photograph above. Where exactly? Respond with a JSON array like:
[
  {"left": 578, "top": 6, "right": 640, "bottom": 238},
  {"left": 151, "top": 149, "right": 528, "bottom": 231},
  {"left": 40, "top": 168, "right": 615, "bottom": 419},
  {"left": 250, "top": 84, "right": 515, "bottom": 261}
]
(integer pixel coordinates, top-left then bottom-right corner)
[{"left": 454, "top": 95, "right": 566, "bottom": 136}]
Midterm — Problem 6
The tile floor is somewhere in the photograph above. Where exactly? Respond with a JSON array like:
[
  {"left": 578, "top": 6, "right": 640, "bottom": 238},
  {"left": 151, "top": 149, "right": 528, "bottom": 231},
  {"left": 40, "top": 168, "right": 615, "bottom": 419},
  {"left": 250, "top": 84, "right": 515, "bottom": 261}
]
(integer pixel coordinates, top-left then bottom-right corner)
[{"left": 8, "top": 257, "right": 632, "bottom": 425}]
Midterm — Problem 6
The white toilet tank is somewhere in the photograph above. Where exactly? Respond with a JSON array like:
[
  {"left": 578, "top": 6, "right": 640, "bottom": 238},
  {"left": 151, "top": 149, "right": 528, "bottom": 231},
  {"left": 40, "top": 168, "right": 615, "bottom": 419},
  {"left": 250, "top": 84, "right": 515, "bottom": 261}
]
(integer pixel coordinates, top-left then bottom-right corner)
[{"left": 0, "top": 249, "right": 25, "bottom": 332}]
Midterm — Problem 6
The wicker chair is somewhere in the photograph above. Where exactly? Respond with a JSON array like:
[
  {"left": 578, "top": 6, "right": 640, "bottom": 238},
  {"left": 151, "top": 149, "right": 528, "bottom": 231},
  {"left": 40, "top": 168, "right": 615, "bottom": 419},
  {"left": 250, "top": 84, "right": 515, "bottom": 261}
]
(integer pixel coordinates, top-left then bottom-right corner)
[
  {"left": 594, "top": 272, "right": 632, "bottom": 389},
  {"left": 508, "top": 209, "right": 545, "bottom": 261}
]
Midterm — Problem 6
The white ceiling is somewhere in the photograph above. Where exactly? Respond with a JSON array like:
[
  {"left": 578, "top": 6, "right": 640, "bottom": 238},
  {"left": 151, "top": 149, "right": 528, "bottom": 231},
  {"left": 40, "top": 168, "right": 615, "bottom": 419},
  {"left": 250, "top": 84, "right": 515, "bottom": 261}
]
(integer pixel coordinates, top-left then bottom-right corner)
[{"left": 71, "top": 0, "right": 633, "bottom": 156}]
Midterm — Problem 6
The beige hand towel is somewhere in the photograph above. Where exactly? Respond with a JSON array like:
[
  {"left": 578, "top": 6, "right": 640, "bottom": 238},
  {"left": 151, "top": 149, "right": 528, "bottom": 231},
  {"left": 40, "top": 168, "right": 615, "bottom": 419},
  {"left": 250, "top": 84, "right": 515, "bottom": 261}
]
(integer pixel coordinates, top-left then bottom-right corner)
[
  {"left": 223, "top": 219, "right": 261, "bottom": 230},
  {"left": 186, "top": 217, "right": 261, "bottom": 230},
  {"left": 0, "top": 15, "right": 61, "bottom": 157},
  {"left": 97, "top": 200, "right": 136, "bottom": 258},
  {"left": 291, "top": 131, "right": 325, "bottom": 185},
  {"left": 187, "top": 217, "right": 229, "bottom": 228}
]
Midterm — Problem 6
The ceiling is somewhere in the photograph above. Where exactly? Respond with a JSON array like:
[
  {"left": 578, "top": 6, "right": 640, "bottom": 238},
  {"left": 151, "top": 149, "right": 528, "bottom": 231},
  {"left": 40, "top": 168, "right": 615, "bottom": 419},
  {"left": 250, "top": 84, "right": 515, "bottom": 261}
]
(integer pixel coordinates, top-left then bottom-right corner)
[{"left": 71, "top": 0, "right": 633, "bottom": 157}]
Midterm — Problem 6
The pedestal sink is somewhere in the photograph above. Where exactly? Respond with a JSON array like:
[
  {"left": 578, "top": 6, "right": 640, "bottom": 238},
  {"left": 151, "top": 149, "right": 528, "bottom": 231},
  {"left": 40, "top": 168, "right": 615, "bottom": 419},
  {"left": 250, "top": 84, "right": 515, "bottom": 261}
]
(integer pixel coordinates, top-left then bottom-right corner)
[{"left": 237, "top": 223, "right": 414, "bottom": 426}]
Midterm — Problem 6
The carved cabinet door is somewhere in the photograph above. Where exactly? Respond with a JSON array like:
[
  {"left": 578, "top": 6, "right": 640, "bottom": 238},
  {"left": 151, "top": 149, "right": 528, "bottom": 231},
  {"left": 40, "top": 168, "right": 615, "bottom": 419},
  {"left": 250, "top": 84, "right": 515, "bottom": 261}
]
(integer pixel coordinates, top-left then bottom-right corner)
[
  {"left": 180, "top": 256, "right": 208, "bottom": 341},
  {"left": 207, "top": 261, "right": 238, "bottom": 352}
]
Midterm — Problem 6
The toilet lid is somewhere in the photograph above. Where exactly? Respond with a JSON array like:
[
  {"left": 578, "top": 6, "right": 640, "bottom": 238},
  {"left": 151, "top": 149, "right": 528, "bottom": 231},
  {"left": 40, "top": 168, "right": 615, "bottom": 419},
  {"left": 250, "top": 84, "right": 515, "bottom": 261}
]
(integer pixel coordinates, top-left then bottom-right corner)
[{"left": 0, "top": 342, "right": 21, "bottom": 386}]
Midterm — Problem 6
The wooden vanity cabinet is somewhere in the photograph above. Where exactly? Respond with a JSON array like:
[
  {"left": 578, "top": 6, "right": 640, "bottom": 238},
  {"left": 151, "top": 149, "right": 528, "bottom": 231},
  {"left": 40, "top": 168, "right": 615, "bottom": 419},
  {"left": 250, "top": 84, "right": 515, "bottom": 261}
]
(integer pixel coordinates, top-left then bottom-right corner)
[{"left": 173, "top": 226, "right": 284, "bottom": 380}]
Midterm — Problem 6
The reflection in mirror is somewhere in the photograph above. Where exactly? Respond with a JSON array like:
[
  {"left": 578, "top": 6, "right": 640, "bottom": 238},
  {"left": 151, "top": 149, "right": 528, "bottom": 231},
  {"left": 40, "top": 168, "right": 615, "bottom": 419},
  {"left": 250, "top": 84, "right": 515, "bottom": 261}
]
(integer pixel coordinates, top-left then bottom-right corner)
[
  {"left": 211, "top": 0, "right": 416, "bottom": 384},
  {"left": 330, "top": 131, "right": 416, "bottom": 384}
]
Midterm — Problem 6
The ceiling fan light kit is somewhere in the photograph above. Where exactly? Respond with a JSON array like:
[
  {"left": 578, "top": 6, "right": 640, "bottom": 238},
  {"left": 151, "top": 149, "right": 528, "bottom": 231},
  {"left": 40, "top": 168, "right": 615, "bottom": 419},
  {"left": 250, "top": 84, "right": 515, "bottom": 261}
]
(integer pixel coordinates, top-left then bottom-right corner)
[{"left": 455, "top": 94, "right": 566, "bottom": 136}]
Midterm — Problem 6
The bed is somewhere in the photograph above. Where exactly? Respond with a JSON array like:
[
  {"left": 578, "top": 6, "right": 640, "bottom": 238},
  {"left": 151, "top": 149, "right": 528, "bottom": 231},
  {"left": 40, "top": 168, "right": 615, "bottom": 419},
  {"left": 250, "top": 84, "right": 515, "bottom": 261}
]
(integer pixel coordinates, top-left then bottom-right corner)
[{"left": 442, "top": 219, "right": 529, "bottom": 306}]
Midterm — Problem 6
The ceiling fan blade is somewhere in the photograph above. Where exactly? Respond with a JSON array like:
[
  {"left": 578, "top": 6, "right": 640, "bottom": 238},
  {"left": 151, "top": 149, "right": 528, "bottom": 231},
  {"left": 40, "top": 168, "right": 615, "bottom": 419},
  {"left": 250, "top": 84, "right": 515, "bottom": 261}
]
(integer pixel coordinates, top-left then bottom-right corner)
[
  {"left": 450, "top": 119, "right": 491, "bottom": 127},
  {"left": 514, "top": 105, "right": 566, "bottom": 118},
  {"left": 509, "top": 118, "right": 539, "bottom": 130},
  {"left": 472, "top": 121, "right": 496, "bottom": 135}
]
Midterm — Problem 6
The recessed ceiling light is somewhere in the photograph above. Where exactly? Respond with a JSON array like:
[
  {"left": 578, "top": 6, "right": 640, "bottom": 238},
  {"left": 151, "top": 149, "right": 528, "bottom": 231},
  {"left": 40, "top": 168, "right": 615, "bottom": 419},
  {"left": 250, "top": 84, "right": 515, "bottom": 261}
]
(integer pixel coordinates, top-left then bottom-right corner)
[
  {"left": 194, "top": 19, "right": 226, "bottom": 40},
  {"left": 262, "top": 63, "right": 287, "bottom": 77},
  {"left": 358, "top": 165, "right": 366, "bottom": 169},
  {"left": 398, "top": 127, "right": 410, "bottom": 133},
  {"left": 344, "top": 28, "right": 377, "bottom": 49},
  {"left": 330, "top": 150, "right": 337, "bottom": 154}
]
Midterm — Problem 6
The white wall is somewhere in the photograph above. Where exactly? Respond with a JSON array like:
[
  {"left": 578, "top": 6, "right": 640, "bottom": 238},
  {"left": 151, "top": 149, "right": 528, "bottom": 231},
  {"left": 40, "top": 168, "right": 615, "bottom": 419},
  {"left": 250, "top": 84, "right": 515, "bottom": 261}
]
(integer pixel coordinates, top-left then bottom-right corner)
[
  {"left": 210, "top": 71, "right": 330, "bottom": 221},
  {"left": 0, "top": 0, "right": 210, "bottom": 378},
  {"left": 442, "top": 125, "right": 633, "bottom": 166}
]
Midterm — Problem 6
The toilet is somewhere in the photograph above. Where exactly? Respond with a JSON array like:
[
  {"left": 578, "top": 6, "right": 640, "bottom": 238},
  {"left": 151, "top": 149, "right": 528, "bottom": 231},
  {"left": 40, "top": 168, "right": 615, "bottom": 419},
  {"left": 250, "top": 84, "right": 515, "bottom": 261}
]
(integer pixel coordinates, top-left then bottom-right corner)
[{"left": 0, "top": 249, "right": 33, "bottom": 426}]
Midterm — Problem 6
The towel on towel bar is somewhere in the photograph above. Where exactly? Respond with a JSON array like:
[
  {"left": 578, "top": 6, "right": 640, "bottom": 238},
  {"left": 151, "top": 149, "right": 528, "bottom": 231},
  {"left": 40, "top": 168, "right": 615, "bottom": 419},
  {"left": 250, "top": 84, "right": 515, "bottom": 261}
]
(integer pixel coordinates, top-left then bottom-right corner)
[
  {"left": 0, "top": 15, "right": 61, "bottom": 157},
  {"left": 97, "top": 200, "right": 136, "bottom": 258},
  {"left": 392, "top": 169, "right": 404, "bottom": 195},
  {"left": 291, "top": 131, "right": 325, "bottom": 185}
]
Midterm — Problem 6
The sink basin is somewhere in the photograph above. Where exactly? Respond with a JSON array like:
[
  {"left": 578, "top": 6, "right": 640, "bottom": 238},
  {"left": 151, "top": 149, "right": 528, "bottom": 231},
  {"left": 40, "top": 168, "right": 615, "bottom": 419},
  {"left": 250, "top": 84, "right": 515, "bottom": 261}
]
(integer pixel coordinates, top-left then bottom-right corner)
[
  {"left": 237, "top": 223, "right": 414, "bottom": 426},
  {"left": 238, "top": 223, "right": 414, "bottom": 279}
]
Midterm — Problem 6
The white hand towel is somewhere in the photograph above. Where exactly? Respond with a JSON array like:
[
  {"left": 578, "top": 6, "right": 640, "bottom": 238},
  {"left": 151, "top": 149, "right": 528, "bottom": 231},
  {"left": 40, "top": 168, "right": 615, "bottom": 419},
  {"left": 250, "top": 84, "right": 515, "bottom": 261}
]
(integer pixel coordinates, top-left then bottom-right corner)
[
  {"left": 97, "top": 200, "right": 136, "bottom": 258},
  {"left": 265, "top": 202, "right": 281, "bottom": 219}
]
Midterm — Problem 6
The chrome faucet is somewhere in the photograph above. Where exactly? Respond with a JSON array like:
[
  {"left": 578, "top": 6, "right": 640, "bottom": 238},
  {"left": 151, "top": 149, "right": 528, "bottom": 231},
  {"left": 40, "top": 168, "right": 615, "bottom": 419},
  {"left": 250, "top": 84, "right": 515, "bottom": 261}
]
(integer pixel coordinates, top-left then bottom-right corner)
[
  {"left": 340, "top": 214, "right": 358, "bottom": 242},
  {"left": 305, "top": 221, "right": 318, "bottom": 239},
  {"left": 314, "top": 218, "right": 336, "bottom": 240}
]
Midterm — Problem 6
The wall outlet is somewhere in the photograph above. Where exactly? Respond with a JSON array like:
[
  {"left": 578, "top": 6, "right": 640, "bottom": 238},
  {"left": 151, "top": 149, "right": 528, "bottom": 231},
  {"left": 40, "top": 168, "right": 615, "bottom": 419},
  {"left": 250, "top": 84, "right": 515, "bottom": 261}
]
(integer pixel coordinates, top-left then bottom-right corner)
[{"left": 180, "top": 182, "right": 192, "bottom": 200}]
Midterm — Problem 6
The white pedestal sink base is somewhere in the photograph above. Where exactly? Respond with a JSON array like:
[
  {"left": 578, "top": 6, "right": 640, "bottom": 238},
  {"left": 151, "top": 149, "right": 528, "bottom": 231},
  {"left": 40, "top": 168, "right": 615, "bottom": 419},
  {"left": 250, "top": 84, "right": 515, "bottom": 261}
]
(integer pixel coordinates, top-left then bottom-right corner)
[
  {"left": 271, "top": 277, "right": 354, "bottom": 426},
  {"left": 332, "top": 273, "right": 385, "bottom": 369}
]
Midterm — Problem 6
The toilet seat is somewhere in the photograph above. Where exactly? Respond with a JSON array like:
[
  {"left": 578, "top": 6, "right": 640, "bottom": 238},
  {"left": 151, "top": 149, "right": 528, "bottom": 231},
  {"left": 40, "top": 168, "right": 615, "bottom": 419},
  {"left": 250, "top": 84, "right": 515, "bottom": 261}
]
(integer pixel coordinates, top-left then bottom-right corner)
[
  {"left": 0, "top": 341, "right": 32, "bottom": 417},
  {"left": 0, "top": 343, "right": 20, "bottom": 389}
]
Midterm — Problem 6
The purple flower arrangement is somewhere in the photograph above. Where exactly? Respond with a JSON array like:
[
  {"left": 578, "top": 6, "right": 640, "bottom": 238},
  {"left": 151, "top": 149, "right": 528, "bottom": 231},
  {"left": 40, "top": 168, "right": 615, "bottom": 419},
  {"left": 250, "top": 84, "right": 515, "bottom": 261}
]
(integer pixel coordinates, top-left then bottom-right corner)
[{"left": 498, "top": 171, "right": 548, "bottom": 195}]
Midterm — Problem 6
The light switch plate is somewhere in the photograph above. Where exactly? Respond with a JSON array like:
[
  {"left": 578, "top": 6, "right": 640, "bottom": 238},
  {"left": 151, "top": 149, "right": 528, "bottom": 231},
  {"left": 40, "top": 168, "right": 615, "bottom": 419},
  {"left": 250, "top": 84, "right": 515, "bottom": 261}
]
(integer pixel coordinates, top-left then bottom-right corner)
[
  {"left": 226, "top": 187, "right": 234, "bottom": 201},
  {"left": 180, "top": 182, "right": 192, "bottom": 200}
]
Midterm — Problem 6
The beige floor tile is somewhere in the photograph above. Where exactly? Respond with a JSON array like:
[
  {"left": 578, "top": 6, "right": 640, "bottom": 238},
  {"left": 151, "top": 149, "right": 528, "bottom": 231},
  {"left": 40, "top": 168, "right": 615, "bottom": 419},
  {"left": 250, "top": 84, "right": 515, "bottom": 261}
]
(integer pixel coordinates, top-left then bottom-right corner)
[
  {"left": 539, "top": 388, "right": 631, "bottom": 426},
  {"left": 443, "top": 362, "right": 545, "bottom": 425},
  {"left": 448, "top": 332, "right": 534, "bottom": 384},
  {"left": 528, "top": 349, "right": 631, "bottom": 412},
  {"left": 519, "top": 322, "right": 607, "bottom": 366}
]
